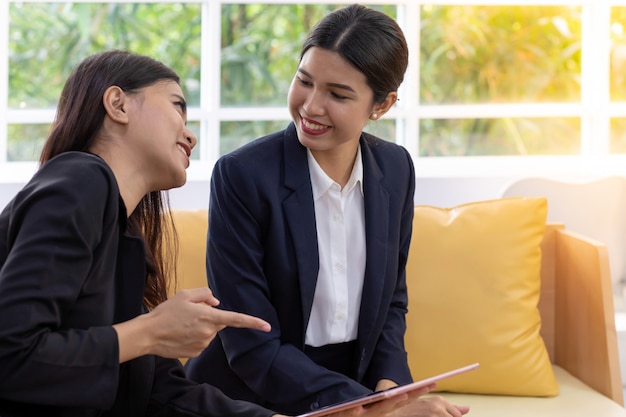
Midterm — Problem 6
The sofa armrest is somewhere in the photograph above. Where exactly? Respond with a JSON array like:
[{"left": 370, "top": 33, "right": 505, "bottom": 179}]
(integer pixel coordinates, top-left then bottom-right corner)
[{"left": 551, "top": 228, "right": 624, "bottom": 405}]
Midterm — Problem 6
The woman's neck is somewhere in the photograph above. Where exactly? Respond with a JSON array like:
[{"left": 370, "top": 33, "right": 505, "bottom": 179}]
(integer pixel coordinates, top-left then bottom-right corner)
[
  {"left": 90, "top": 146, "right": 147, "bottom": 217},
  {"left": 310, "top": 144, "right": 359, "bottom": 188}
]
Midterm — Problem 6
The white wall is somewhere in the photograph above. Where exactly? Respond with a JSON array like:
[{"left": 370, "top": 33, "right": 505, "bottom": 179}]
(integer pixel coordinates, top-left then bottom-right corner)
[
  {"left": 0, "top": 183, "right": 25, "bottom": 210},
  {"left": 0, "top": 176, "right": 518, "bottom": 211},
  {"left": 413, "top": 176, "right": 515, "bottom": 207},
  {"left": 170, "top": 176, "right": 520, "bottom": 209}
]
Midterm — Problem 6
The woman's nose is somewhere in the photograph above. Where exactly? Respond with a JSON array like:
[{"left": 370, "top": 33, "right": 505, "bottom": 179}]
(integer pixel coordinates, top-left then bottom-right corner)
[
  {"left": 185, "top": 126, "right": 198, "bottom": 150},
  {"left": 303, "top": 90, "right": 325, "bottom": 116}
]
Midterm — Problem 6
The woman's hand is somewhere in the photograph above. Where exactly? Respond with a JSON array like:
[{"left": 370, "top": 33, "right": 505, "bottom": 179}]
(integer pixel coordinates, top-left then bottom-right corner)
[
  {"left": 387, "top": 394, "right": 470, "bottom": 417},
  {"left": 333, "top": 383, "right": 468, "bottom": 417},
  {"left": 113, "top": 287, "right": 271, "bottom": 362},
  {"left": 292, "top": 384, "right": 438, "bottom": 417},
  {"left": 373, "top": 379, "right": 469, "bottom": 417},
  {"left": 334, "top": 392, "right": 412, "bottom": 417}
]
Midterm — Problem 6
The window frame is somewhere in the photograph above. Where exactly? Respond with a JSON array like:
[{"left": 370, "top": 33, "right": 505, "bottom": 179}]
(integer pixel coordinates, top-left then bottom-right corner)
[{"left": 2, "top": 0, "right": 626, "bottom": 183}]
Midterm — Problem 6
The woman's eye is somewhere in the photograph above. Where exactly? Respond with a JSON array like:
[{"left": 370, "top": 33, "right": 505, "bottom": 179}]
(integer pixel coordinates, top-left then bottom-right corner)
[
  {"left": 298, "top": 77, "right": 312, "bottom": 87},
  {"left": 331, "top": 92, "right": 347, "bottom": 100},
  {"left": 174, "top": 101, "right": 187, "bottom": 114}
]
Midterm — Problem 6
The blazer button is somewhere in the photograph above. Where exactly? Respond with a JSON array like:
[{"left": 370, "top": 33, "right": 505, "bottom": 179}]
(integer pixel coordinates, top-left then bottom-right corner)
[{"left": 310, "top": 402, "right": 320, "bottom": 410}]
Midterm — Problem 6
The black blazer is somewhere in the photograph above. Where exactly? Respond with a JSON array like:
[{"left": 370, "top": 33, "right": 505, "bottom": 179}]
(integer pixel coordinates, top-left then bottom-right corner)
[
  {"left": 186, "top": 123, "right": 416, "bottom": 415},
  {"left": 0, "top": 152, "right": 273, "bottom": 417}
]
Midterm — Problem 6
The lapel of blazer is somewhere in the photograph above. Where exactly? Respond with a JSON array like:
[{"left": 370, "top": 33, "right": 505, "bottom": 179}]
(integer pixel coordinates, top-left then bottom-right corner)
[
  {"left": 358, "top": 139, "right": 390, "bottom": 348},
  {"left": 281, "top": 125, "right": 320, "bottom": 335}
]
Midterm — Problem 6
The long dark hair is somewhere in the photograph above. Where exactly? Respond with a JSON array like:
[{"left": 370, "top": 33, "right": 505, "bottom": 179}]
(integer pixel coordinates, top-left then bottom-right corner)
[
  {"left": 301, "top": 4, "right": 409, "bottom": 104},
  {"left": 40, "top": 50, "right": 179, "bottom": 310}
]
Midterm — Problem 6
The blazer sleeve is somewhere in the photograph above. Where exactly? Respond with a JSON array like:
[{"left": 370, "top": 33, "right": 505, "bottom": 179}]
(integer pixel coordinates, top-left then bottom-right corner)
[
  {"left": 206, "top": 154, "right": 371, "bottom": 415},
  {"left": 0, "top": 154, "right": 121, "bottom": 408},
  {"left": 147, "top": 356, "right": 275, "bottom": 417}
]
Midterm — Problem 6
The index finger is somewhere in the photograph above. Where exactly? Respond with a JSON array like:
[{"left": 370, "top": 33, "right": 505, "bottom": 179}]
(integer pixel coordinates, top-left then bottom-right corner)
[{"left": 208, "top": 308, "right": 271, "bottom": 332}]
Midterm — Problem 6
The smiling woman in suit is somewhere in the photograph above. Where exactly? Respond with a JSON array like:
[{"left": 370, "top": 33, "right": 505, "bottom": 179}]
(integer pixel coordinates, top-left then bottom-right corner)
[
  {"left": 185, "top": 5, "right": 468, "bottom": 417},
  {"left": 0, "top": 49, "right": 282, "bottom": 417}
]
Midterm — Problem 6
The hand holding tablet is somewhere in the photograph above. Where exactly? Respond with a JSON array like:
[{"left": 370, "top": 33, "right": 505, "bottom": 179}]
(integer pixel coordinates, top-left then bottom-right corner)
[{"left": 296, "top": 363, "right": 479, "bottom": 417}]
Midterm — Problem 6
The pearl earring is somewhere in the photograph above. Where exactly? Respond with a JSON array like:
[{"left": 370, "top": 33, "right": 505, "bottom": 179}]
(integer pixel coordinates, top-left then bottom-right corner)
[{"left": 372, "top": 113, "right": 378, "bottom": 119}]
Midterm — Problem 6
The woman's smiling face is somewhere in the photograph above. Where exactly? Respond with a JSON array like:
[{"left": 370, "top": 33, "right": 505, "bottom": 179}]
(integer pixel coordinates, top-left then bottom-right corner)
[
  {"left": 287, "top": 47, "right": 377, "bottom": 155},
  {"left": 125, "top": 80, "right": 197, "bottom": 191}
]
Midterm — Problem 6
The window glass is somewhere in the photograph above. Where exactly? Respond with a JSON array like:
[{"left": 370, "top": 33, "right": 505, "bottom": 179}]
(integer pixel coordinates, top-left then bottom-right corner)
[
  {"left": 420, "top": 5, "right": 582, "bottom": 104},
  {"left": 220, "top": 121, "right": 289, "bottom": 155},
  {"left": 8, "top": 124, "right": 51, "bottom": 161},
  {"left": 7, "top": 121, "right": 199, "bottom": 162},
  {"left": 220, "top": 118, "right": 395, "bottom": 156},
  {"left": 611, "top": 118, "right": 626, "bottom": 153},
  {"left": 188, "top": 121, "right": 201, "bottom": 160},
  {"left": 9, "top": 2, "right": 202, "bottom": 109},
  {"left": 419, "top": 117, "right": 580, "bottom": 156},
  {"left": 220, "top": 3, "right": 396, "bottom": 107},
  {"left": 611, "top": 7, "right": 626, "bottom": 102},
  {"left": 1, "top": 2, "right": 622, "bottom": 172},
  {"left": 364, "top": 119, "right": 396, "bottom": 144}
]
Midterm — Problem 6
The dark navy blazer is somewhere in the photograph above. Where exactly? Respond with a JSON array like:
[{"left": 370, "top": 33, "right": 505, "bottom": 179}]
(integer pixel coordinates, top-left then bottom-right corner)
[
  {"left": 186, "top": 123, "right": 416, "bottom": 415},
  {"left": 0, "top": 152, "right": 274, "bottom": 417}
]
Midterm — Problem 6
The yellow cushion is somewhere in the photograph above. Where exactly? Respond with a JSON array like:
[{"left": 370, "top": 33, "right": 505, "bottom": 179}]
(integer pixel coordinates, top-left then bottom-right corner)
[
  {"left": 168, "top": 209, "right": 209, "bottom": 365},
  {"left": 170, "top": 209, "right": 209, "bottom": 294},
  {"left": 405, "top": 197, "right": 559, "bottom": 396}
]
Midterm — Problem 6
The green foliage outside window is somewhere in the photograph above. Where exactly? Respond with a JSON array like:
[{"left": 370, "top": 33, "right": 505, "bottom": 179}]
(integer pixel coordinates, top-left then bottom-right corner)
[
  {"left": 610, "top": 8, "right": 626, "bottom": 153},
  {"left": 9, "top": 3, "right": 201, "bottom": 109},
  {"left": 7, "top": 3, "right": 620, "bottom": 161},
  {"left": 421, "top": 5, "right": 581, "bottom": 104},
  {"left": 611, "top": 7, "right": 626, "bottom": 103},
  {"left": 8, "top": 2, "right": 201, "bottom": 161},
  {"left": 219, "top": 4, "right": 395, "bottom": 106},
  {"left": 419, "top": 117, "right": 580, "bottom": 157},
  {"left": 419, "top": 5, "right": 582, "bottom": 156},
  {"left": 7, "top": 124, "right": 51, "bottom": 162}
]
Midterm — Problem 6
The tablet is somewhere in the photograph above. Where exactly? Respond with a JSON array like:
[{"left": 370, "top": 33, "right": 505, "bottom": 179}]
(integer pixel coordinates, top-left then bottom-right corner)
[{"left": 297, "top": 362, "right": 479, "bottom": 417}]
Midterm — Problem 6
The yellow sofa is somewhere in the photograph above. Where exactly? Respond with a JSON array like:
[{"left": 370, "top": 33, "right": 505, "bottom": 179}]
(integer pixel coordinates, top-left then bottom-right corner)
[{"left": 170, "top": 206, "right": 626, "bottom": 416}]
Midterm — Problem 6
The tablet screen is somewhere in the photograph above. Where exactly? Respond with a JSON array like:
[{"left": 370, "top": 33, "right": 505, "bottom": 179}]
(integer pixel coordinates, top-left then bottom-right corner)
[{"left": 296, "top": 362, "right": 479, "bottom": 417}]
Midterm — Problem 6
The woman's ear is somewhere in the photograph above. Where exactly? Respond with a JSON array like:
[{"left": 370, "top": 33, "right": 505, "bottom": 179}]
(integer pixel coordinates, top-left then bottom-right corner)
[
  {"left": 370, "top": 92, "right": 398, "bottom": 120},
  {"left": 102, "top": 86, "right": 129, "bottom": 124}
]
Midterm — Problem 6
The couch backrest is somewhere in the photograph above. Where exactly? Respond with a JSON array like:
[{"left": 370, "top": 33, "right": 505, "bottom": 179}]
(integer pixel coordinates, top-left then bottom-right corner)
[
  {"left": 169, "top": 209, "right": 209, "bottom": 295},
  {"left": 167, "top": 210, "right": 623, "bottom": 404},
  {"left": 502, "top": 176, "right": 626, "bottom": 286}
]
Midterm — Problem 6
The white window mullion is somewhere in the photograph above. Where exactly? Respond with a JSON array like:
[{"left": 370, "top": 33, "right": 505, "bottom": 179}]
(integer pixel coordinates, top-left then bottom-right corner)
[
  {"left": 395, "top": 1, "right": 420, "bottom": 160},
  {"left": 0, "top": 1, "right": 9, "bottom": 163},
  {"left": 415, "top": 103, "right": 583, "bottom": 119},
  {"left": 201, "top": 0, "right": 222, "bottom": 166},
  {"left": 581, "top": 3, "right": 611, "bottom": 156}
]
